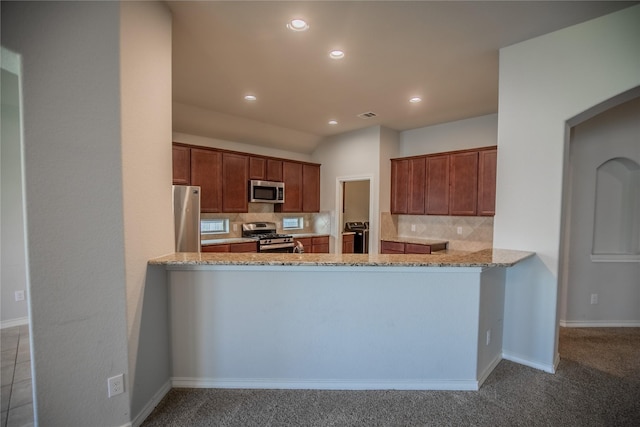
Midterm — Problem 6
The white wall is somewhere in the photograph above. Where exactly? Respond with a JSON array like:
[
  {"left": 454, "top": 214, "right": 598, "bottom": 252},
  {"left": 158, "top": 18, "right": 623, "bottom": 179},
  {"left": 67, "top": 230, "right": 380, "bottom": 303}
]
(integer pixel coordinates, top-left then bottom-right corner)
[
  {"left": 495, "top": 5, "right": 640, "bottom": 370},
  {"left": 2, "top": 2, "right": 131, "bottom": 425},
  {"left": 399, "top": 114, "right": 497, "bottom": 157},
  {"left": 561, "top": 97, "right": 640, "bottom": 326},
  {"left": 1, "top": 52, "right": 29, "bottom": 326},
  {"left": 313, "top": 126, "right": 400, "bottom": 254},
  {"left": 120, "top": 1, "right": 174, "bottom": 422},
  {"left": 2, "top": 1, "right": 175, "bottom": 424}
]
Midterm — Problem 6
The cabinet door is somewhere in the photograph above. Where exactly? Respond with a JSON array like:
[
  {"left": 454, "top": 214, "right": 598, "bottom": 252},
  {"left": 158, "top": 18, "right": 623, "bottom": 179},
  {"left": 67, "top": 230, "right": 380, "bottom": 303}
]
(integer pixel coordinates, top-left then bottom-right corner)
[
  {"left": 278, "top": 161, "right": 303, "bottom": 212},
  {"left": 380, "top": 240, "right": 405, "bottom": 254},
  {"left": 172, "top": 145, "right": 190, "bottom": 185},
  {"left": 302, "top": 164, "right": 320, "bottom": 212},
  {"left": 477, "top": 148, "right": 497, "bottom": 216},
  {"left": 222, "top": 153, "right": 249, "bottom": 212},
  {"left": 249, "top": 157, "right": 266, "bottom": 180},
  {"left": 408, "top": 157, "right": 426, "bottom": 214},
  {"left": 391, "top": 159, "right": 409, "bottom": 214},
  {"left": 191, "top": 148, "right": 222, "bottom": 213},
  {"left": 202, "top": 244, "right": 229, "bottom": 252},
  {"left": 294, "top": 237, "right": 312, "bottom": 253},
  {"left": 266, "top": 159, "right": 283, "bottom": 182},
  {"left": 426, "top": 155, "right": 450, "bottom": 215},
  {"left": 449, "top": 151, "right": 478, "bottom": 216},
  {"left": 342, "top": 234, "right": 355, "bottom": 254},
  {"left": 405, "top": 243, "right": 431, "bottom": 254},
  {"left": 311, "top": 236, "right": 329, "bottom": 253},
  {"left": 229, "top": 241, "right": 258, "bottom": 253}
]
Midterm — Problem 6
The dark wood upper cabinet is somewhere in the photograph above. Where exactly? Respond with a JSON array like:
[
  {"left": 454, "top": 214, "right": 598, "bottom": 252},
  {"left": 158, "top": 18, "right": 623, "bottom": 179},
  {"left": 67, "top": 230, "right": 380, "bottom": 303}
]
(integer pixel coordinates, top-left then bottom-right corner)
[
  {"left": 449, "top": 151, "right": 479, "bottom": 216},
  {"left": 408, "top": 157, "right": 426, "bottom": 214},
  {"left": 426, "top": 154, "right": 450, "bottom": 215},
  {"left": 190, "top": 148, "right": 222, "bottom": 213},
  {"left": 173, "top": 143, "right": 320, "bottom": 214},
  {"left": 391, "top": 159, "right": 409, "bottom": 214},
  {"left": 221, "top": 153, "right": 249, "bottom": 213},
  {"left": 249, "top": 157, "right": 266, "bottom": 180},
  {"left": 266, "top": 159, "right": 283, "bottom": 182},
  {"left": 302, "top": 164, "right": 320, "bottom": 212},
  {"left": 278, "top": 161, "right": 303, "bottom": 212},
  {"left": 172, "top": 145, "right": 190, "bottom": 185},
  {"left": 477, "top": 148, "right": 497, "bottom": 216}
]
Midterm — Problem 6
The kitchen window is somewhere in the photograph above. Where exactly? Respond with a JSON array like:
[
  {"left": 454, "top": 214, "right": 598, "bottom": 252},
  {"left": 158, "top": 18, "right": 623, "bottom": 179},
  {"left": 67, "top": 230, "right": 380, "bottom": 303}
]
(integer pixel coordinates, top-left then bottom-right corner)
[
  {"left": 201, "top": 219, "right": 228, "bottom": 234},
  {"left": 282, "top": 217, "right": 304, "bottom": 230}
]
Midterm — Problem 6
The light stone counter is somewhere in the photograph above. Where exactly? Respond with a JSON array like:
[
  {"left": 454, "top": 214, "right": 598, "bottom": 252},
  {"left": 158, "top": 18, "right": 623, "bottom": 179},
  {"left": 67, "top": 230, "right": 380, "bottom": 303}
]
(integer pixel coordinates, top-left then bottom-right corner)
[
  {"left": 200, "top": 237, "right": 254, "bottom": 246},
  {"left": 150, "top": 248, "right": 534, "bottom": 268}
]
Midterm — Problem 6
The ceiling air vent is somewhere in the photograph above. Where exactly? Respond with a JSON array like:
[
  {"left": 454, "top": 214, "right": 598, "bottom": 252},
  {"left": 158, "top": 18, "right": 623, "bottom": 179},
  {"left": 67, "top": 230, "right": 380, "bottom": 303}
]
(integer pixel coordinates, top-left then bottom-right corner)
[{"left": 357, "top": 111, "right": 377, "bottom": 119}]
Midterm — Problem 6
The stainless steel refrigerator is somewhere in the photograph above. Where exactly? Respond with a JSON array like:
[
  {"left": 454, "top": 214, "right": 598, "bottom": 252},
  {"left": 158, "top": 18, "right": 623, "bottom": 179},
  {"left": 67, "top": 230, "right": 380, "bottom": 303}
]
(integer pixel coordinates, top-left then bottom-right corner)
[{"left": 173, "top": 185, "right": 201, "bottom": 252}]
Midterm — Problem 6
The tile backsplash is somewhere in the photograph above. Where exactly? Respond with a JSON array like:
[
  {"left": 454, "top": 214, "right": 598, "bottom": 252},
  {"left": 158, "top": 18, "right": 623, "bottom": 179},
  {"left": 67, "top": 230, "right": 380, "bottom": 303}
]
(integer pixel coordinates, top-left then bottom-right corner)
[
  {"left": 380, "top": 212, "right": 493, "bottom": 251},
  {"left": 201, "top": 203, "right": 331, "bottom": 240}
]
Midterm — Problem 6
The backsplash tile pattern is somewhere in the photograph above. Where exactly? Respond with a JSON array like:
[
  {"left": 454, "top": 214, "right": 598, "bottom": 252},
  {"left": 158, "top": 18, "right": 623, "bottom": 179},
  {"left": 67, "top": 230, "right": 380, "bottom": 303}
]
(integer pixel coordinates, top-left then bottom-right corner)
[
  {"left": 380, "top": 212, "right": 493, "bottom": 251},
  {"left": 201, "top": 204, "right": 331, "bottom": 240}
]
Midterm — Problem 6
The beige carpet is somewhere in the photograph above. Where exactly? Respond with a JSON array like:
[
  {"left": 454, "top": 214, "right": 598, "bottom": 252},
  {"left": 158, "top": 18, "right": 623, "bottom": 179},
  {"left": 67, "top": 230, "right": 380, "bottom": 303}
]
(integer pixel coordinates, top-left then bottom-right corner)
[{"left": 142, "top": 327, "right": 640, "bottom": 426}]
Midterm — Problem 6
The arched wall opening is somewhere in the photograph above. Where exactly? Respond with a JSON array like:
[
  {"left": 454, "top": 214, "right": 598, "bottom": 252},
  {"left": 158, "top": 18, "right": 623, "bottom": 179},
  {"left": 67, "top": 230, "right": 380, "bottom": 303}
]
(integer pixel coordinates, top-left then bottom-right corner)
[{"left": 559, "top": 92, "right": 640, "bottom": 327}]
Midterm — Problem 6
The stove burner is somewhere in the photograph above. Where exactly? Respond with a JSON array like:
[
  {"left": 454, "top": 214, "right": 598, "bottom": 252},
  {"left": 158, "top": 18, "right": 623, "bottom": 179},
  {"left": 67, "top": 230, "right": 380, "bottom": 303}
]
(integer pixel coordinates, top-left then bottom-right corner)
[{"left": 242, "top": 222, "right": 295, "bottom": 252}]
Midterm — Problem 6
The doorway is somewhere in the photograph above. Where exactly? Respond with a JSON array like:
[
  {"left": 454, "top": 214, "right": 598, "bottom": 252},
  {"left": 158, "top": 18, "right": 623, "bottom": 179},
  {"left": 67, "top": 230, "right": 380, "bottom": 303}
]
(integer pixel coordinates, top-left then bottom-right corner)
[
  {"left": 1, "top": 46, "right": 35, "bottom": 425},
  {"left": 337, "top": 178, "right": 372, "bottom": 254},
  {"left": 560, "top": 95, "right": 640, "bottom": 327}
]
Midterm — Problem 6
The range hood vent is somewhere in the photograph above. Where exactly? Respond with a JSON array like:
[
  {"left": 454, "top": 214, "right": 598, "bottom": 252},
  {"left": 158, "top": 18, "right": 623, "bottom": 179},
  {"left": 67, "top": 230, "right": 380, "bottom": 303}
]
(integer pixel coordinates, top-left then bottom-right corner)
[{"left": 357, "top": 111, "right": 377, "bottom": 119}]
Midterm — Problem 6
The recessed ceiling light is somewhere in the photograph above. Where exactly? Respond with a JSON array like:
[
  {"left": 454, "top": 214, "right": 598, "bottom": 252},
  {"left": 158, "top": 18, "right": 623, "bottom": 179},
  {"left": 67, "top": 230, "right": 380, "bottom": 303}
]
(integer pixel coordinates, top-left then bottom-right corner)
[
  {"left": 244, "top": 95, "right": 257, "bottom": 101},
  {"left": 328, "top": 120, "right": 338, "bottom": 125},
  {"left": 329, "top": 50, "right": 345, "bottom": 59},
  {"left": 409, "top": 97, "right": 422, "bottom": 103},
  {"left": 287, "top": 19, "right": 309, "bottom": 32}
]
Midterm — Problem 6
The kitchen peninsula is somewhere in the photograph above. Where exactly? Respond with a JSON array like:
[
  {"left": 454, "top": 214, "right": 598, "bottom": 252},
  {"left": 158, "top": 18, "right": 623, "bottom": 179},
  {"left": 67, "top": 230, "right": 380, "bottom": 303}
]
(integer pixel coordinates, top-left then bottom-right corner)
[{"left": 150, "top": 249, "right": 533, "bottom": 391}]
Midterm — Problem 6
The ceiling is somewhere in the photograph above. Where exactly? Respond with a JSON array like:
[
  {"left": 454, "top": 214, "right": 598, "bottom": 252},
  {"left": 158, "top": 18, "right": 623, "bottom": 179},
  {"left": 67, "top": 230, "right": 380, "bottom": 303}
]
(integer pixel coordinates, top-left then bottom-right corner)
[{"left": 167, "top": 1, "right": 637, "bottom": 154}]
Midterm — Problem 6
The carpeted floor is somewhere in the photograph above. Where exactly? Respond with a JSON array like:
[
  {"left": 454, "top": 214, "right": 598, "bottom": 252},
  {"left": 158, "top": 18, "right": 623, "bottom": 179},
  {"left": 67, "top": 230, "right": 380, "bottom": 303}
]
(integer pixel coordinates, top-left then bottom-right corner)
[{"left": 141, "top": 327, "right": 640, "bottom": 426}]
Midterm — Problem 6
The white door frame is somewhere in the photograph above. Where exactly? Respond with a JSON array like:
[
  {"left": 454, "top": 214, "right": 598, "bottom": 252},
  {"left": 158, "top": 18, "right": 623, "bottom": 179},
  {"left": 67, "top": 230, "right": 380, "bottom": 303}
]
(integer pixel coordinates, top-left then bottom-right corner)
[{"left": 335, "top": 174, "right": 377, "bottom": 254}]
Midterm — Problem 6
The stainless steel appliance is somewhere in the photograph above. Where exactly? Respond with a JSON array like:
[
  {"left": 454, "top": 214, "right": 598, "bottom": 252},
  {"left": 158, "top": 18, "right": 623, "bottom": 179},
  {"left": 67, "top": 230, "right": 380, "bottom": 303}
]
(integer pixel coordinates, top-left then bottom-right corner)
[
  {"left": 173, "top": 185, "right": 201, "bottom": 252},
  {"left": 242, "top": 222, "right": 295, "bottom": 252},
  {"left": 345, "top": 221, "right": 369, "bottom": 254},
  {"left": 249, "top": 180, "right": 285, "bottom": 203}
]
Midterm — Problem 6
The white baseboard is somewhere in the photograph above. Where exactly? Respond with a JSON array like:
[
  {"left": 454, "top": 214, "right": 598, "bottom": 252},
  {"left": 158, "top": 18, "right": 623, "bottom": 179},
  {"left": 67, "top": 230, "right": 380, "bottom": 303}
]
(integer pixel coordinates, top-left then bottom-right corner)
[
  {"left": 477, "top": 354, "right": 503, "bottom": 387},
  {"left": 171, "top": 377, "right": 480, "bottom": 391},
  {"left": 131, "top": 380, "right": 172, "bottom": 427},
  {"left": 559, "top": 320, "right": 640, "bottom": 327},
  {"left": 1, "top": 317, "right": 29, "bottom": 329},
  {"left": 502, "top": 351, "right": 556, "bottom": 374}
]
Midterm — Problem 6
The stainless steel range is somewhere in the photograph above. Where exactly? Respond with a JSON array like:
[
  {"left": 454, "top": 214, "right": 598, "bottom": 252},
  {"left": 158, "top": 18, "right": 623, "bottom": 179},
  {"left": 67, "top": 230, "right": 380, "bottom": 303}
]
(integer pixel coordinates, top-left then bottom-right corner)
[{"left": 242, "top": 222, "right": 295, "bottom": 253}]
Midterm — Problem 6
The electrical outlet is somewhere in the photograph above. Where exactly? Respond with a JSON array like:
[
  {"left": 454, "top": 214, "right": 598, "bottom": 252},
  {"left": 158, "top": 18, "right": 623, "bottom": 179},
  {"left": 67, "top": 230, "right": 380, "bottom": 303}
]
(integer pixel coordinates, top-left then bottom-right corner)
[
  {"left": 14, "top": 291, "right": 25, "bottom": 301},
  {"left": 457, "top": 227, "right": 463, "bottom": 235},
  {"left": 486, "top": 329, "right": 491, "bottom": 346},
  {"left": 108, "top": 374, "right": 125, "bottom": 398},
  {"left": 411, "top": 224, "right": 416, "bottom": 232},
  {"left": 233, "top": 223, "right": 238, "bottom": 231},
  {"left": 590, "top": 294, "right": 598, "bottom": 305}
]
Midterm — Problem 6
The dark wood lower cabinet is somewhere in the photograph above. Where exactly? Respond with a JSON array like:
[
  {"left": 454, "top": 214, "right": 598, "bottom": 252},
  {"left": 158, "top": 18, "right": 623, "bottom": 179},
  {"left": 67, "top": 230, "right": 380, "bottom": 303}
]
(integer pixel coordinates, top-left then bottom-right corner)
[
  {"left": 380, "top": 240, "right": 445, "bottom": 254},
  {"left": 294, "top": 236, "right": 329, "bottom": 253},
  {"left": 342, "top": 234, "right": 355, "bottom": 253}
]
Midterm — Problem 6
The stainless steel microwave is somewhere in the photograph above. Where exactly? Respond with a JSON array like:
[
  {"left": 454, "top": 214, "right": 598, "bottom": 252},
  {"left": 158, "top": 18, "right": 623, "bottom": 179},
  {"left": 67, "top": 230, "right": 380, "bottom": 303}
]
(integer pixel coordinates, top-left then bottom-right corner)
[{"left": 249, "top": 180, "right": 285, "bottom": 203}]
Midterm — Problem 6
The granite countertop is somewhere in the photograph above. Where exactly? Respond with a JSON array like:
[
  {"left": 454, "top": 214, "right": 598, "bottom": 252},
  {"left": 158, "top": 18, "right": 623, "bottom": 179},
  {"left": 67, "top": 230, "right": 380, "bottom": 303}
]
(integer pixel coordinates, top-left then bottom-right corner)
[
  {"left": 201, "top": 237, "right": 254, "bottom": 246},
  {"left": 149, "top": 248, "right": 534, "bottom": 268},
  {"left": 289, "top": 233, "right": 329, "bottom": 238},
  {"left": 201, "top": 233, "right": 330, "bottom": 246}
]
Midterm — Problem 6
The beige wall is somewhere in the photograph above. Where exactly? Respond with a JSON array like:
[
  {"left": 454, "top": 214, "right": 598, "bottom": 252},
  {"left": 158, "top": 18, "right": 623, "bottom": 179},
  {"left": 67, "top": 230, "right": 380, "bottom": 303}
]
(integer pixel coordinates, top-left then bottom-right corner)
[{"left": 120, "top": 1, "right": 174, "bottom": 421}]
